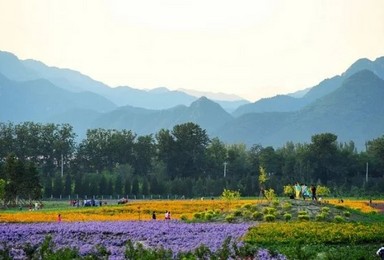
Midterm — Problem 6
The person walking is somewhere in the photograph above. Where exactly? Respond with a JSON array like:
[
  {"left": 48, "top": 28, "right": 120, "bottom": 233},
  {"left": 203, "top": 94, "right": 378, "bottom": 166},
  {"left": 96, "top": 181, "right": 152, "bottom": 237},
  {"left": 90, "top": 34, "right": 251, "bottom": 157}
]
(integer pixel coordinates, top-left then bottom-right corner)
[
  {"left": 310, "top": 184, "right": 317, "bottom": 201},
  {"left": 152, "top": 211, "right": 156, "bottom": 220}
]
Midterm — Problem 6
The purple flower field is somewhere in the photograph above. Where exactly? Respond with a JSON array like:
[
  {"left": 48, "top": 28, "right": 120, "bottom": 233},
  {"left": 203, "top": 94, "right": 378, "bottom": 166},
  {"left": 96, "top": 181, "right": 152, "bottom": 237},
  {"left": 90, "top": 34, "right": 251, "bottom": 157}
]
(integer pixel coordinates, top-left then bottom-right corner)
[{"left": 0, "top": 221, "right": 252, "bottom": 259}]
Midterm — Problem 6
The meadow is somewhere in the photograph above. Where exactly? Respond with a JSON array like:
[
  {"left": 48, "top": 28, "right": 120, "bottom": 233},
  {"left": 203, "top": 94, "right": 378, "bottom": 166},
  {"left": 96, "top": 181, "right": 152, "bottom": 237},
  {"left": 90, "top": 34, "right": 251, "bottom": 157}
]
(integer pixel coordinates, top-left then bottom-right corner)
[{"left": 0, "top": 198, "right": 383, "bottom": 259}]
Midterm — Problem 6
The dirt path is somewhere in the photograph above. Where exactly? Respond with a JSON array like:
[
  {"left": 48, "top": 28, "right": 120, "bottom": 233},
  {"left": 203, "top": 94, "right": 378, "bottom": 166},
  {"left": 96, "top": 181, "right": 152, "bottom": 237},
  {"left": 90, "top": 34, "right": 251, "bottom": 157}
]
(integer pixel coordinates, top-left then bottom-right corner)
[{"left": 371, "top": 203, "right": 384, "bottom": 213}]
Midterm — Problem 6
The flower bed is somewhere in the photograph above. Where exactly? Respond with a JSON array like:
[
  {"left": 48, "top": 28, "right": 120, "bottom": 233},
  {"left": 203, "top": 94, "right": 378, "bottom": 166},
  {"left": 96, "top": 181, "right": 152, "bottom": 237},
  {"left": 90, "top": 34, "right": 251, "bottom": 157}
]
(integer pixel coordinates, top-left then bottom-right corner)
[
  {"left": 0, "top": 199, "right": 259, "bottom": 222},
  {"left": 0, "top": 221, "right": 253, "bottom": 259}
]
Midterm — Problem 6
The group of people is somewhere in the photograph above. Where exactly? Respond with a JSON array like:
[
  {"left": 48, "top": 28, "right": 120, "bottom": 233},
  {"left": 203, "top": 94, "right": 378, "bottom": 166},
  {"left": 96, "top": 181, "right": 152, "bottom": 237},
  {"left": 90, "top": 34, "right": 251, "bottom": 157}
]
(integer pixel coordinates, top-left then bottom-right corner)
[
  {"left": 294, "top": 182, "right": 317, "bottom": 201},
  {"left": 151, "top": 210, "right": 172, "bottom": 220}
]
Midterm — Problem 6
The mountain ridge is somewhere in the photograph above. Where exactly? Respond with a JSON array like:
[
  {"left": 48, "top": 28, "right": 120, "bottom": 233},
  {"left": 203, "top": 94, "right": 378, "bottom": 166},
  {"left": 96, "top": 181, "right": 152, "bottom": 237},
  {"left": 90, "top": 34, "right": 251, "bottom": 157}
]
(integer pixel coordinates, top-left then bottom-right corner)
[{"left": 1, "top": 50, "right": 384, "bottom": 150}]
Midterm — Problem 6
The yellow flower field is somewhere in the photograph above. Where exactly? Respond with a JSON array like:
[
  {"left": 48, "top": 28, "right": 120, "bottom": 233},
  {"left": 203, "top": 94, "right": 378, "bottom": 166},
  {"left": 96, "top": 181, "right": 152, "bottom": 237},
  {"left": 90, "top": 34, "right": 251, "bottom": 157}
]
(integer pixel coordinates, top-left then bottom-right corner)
[
  {"left": 326, "top": 199, "right": 383, "bottom": 213},
  {"left": 0, "top": 199, "right": 260, "bottom": 223}
]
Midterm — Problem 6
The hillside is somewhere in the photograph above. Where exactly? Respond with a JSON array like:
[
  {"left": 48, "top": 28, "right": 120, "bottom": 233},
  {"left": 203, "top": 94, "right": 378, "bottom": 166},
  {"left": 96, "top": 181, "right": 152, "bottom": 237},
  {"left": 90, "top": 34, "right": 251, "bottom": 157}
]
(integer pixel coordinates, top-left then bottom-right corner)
[
  {"left": 1, "top": 50, "right": 384, "bottom": 150},
  {"left": 217, "top": 70, "right": 384, "bottom": 149},
  {"left": 233, "top": 56, "right": 384, "bottom": 117}
]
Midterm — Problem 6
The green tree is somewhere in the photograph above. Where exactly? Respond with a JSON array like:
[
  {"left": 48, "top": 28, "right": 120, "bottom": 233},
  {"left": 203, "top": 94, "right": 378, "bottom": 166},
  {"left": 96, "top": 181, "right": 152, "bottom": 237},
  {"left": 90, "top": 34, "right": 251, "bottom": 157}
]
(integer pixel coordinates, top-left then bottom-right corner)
[
  {"left": 0, "top": 179, "right": 6, "bottom": 203},
  {"left": 133, "top": 135, "right": 155, "bottom": 175},
  {"left": 52, "top": 175, "right": 63, "bottom": 198},
  {"left": 309, "top": 133, "right": 338, "bottom": 184},
  {"left": 366, "top": 135, "right": 384, "bottom": 177},
  {"left": 171, "top": 123, "right": 210, "bottom": 178},
  {"left": 131, "top": 178, "right": 139, "bottom": 195},
  {"left": 115, "top": 175, "right": 123, "bottom": 195},
  {"left": 63, "top": 174, "right": 72, "bottom": 196},
  {"left": 206, "top": 138, "right": 228, "bottom": 178}
]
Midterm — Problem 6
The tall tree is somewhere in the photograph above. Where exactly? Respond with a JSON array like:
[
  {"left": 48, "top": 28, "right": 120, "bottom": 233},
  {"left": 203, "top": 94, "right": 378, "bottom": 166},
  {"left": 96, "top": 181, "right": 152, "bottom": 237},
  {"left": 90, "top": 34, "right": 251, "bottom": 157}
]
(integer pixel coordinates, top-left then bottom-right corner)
[
  {"left": 171, "top": 123, "right": 210, "bottom": 178},
  {"left": 309, "top": 133, "right": 338, "bottom": 184},
  {"left": 133, "top": 135, "right": 155, "bottom": 175}
]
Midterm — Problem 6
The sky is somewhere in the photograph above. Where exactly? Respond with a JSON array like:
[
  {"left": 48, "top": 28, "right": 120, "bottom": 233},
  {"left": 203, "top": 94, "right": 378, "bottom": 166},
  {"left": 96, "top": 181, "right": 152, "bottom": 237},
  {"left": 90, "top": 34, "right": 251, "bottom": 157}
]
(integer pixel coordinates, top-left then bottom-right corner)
[{"left": 0, "top": 0, "right": 383, "bottom": 102}]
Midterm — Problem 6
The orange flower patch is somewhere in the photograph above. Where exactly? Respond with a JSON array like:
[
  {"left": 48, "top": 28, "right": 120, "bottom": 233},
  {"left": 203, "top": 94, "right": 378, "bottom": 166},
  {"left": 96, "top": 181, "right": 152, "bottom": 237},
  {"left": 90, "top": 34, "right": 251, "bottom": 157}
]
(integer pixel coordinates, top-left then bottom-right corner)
[{"left": 0, "top": 199, "right": 260, "bottom": 223}]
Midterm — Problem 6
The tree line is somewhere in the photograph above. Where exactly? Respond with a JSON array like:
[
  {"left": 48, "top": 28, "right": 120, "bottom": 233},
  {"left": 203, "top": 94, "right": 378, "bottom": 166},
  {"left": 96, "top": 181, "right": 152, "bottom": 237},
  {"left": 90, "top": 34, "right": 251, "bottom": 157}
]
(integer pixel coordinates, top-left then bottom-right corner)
[{"left": 0, "top": 121, "right": 383, "bottom": 204}]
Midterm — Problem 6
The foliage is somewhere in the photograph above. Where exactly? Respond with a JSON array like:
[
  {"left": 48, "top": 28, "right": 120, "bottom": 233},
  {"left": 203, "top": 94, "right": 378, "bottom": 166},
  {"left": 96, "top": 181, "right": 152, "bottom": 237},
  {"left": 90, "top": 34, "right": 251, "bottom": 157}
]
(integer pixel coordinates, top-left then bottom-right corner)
[
  {"left": 283, "top": 185, "right": 294, "bottom": 196},
  {"left": 263, "top": 188, "right": 277, "bottom": 202},
  {"left": 258, "top": 166, "right": 268, "bottom": 188},
  {"left": 316, "top": 185, "right": 330, "bottom": 197},
  {"left": 221, "top": 189, "right": 241, "bottom": 201},
  {"left": 1, "top": 121, "right": 384, "bottom": 198},
  {"left": 245, "top": 222, "right": 384, "bottom": 259}
]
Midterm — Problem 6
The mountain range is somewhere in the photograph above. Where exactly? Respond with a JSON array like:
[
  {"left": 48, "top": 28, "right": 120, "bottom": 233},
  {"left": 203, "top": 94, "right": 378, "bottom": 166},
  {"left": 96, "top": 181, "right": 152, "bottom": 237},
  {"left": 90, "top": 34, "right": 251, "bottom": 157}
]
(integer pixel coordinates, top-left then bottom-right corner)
[{"left": 0, "top": 50, "right": 383, "bottom": 150}]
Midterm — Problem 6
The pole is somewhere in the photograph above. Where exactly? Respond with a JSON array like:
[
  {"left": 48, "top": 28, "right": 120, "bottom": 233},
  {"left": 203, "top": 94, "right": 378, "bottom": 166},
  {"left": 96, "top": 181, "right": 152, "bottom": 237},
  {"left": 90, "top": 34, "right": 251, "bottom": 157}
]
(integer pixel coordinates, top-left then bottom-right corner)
[
  {"left": 366, "top": 162, "right": 369, "bottom": 183},
  {"left": 223, "top": 162, "right": 227, "bottom": 178},
  {"left": 61, "top": 153, "right": 64, "bottom": 177}
]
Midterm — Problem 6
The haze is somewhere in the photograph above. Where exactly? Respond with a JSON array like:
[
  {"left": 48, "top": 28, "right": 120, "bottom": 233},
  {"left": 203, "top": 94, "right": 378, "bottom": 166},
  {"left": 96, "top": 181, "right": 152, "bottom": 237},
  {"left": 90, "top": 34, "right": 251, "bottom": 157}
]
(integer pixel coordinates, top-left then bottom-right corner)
[{"left": 0, "top": 0, "right": 383, "bottom": 101}]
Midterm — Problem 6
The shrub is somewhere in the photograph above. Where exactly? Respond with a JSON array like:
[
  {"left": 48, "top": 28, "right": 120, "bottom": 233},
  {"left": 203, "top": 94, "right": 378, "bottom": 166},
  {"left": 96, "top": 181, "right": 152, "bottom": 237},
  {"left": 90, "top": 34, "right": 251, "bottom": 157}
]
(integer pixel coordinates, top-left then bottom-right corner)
[
  {"left": 225, "top": 214, "right": 236, "bottom": 223},
  {"left": 242, "top": 210, "right": 253, "bottom": 220},
  {"left": 205, "top": 212, "right": 213, "bottom": 221},
  {"left": 283, "top": 213, "right": 292, "bottom": 221},
  {"left": 242, "top": 204, "right": 253, "bottom": 210},
  {"left": 282, "top": 202, "right": 292, "bottom": 211},
  {"left": 334, "top": 215, "right": 345, "bottom": 222},
  {"left": 321, "top": 207, "right": 330, "bottom": 213},
  {"left": 298, "top": 214, "right": 310, "bottom": 221},
  {"left": 233, "top": 209, "right": 243, "bottom": 217},
  {"left": 264, "top": 214, "right": 276, "bottom": 222},
  {"left": 194, "top": 212, "right": 203, "bottom": 219},
  {"left": 252, "top": 211, "right": 263, "bottom": 221},
  {"left": 272, "top": 200, "right": 280, "bottom": 208},
  {"left": 298, "top": 210, "right": 308, "bottom": 216},
  {"left": 343, "top": 211, "right": 351, "bottom": 217},
  {"left": 263, "top": 207, "right": 277, "bottom": 215},
  {"left": 180, "top": 215, "right": 188, "bottom": 221},
  {"left": 264, "top": 189, "right": 277, "bottom": 202},
  {"left": 315, "top": 213, "right": 326, "bottom": 221}
]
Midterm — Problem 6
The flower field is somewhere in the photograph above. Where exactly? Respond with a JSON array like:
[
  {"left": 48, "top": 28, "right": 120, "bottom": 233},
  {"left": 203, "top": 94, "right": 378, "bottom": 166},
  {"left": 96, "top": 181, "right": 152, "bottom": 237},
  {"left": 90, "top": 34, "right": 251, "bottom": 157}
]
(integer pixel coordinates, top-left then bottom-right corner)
[
  {"left": 0, "top": 198, "right": 383, "bottom": 259},
  {"left": 0, "top": 199, "right": 259, "bottom": 222},
  {"left": 0, "top": 221, "right": 254, "bottom": 259},
  {"left": 327, "top": 199, "right": 384, "bottom": 213}
]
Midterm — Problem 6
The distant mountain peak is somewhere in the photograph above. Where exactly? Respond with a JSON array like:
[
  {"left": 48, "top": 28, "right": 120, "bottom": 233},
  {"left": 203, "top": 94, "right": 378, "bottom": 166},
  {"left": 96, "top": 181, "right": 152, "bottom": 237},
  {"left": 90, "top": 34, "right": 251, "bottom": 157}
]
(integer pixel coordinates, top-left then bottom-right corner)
[
  {"left": 148, "top": 87, "right": 170, "bottom": 93},
  {"left": 178, "top": 88, "right": 247, "bottom": 101}
]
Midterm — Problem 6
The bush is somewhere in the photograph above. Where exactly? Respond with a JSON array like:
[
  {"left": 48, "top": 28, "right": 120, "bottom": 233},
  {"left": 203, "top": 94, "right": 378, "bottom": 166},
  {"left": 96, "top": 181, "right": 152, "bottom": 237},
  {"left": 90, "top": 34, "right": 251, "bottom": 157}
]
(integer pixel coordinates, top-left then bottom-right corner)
[
  {"left": 263, "top": 207, "right": 277, "bottom": 215},
  {"left": 233, "top": 209, "right": 243, "bottom": 217},
  {"left": 283, "top": 213, "right": 292, "bottom": 222},
  {"left": 252, "top": 211, "right": 263, "bottom": 221},
  {"left": 334, "top": 215, "right": 345, "bottom": 223},
  {"left": 225, "top": 214, "right": 236, "bottom": 223},
  {"left": 298, "top": 214, "right": 310, "bottom": 221},
  {"left": 298, "top": 210, "right": 308, "bottom": 216},
  {"left": 180, "top": 215, "right": 188, "bottom": 221},
  {"left": 343, "top": 211, "right": 351, "bottom": 217},
  {"left": 264, "top": 214, "right": 276, "bottom": 222},
  {"left": 242, "top": 210, "right": 253, "bottom": 220},
  {"left": 205, "top": 213, "right": 213, "bottom": 221},
  {"left": 272, "top": 200, "right": 280, "bottom": 208},
  {"left": 282, "top": 202, "right": 292, "bottom": 211},
  {"left": 321, "top": 207, "right": 330, "bottom": 213},
  {"left": 315, "top": 213, "right": 326, "bottom": 221},
  {"left": 242, "top": 204, "right": 253, "bottom": 210},
  {"left": 193, "top": 212, "right": 203, "bottom": 219}
]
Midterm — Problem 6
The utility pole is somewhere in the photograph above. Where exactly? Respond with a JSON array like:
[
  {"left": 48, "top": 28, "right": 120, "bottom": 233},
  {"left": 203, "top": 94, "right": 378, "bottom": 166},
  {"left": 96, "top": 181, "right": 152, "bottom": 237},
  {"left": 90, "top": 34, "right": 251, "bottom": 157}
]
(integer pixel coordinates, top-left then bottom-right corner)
[
  {"left": 223, "top": 162, "right": 227, "bottom": 178},
  {"left": 365, "top": 162, "right": 369, "bottom": 183},
  {"left": 61, "top": 153, "right": 64, "bottom": 178}
]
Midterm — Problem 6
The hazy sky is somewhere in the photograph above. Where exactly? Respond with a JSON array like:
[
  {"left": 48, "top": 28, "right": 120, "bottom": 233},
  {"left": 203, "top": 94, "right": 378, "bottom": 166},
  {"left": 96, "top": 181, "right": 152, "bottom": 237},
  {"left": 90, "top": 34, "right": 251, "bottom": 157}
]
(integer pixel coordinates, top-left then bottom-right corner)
[{"left": 1, "top": 0, "right": 383, "bottom": 101}]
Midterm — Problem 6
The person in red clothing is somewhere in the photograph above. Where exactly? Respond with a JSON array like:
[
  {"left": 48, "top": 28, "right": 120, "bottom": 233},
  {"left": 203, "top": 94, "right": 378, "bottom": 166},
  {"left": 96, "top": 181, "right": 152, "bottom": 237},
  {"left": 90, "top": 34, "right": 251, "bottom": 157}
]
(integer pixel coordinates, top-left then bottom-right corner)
[{"left": 57, "top": 214, "right": 62, "bottom": 222}]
